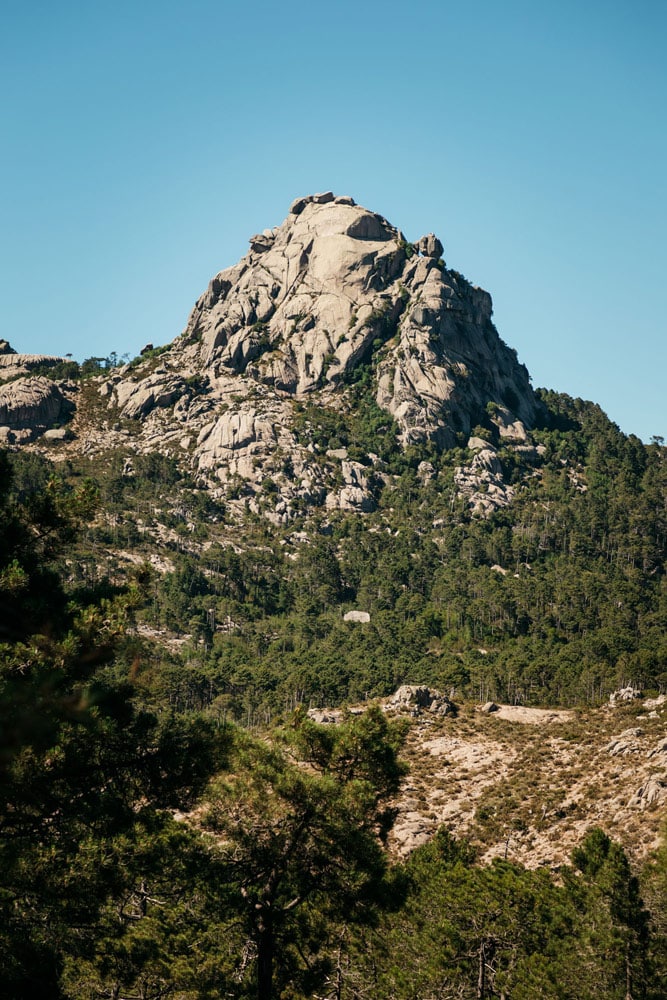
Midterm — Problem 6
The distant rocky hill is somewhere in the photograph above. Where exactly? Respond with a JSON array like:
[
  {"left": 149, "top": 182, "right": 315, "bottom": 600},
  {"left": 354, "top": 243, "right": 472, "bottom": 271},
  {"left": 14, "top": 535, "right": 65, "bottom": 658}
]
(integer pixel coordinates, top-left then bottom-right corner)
[{"left": 1, "top": 193, "right": 548, "bottom": 518}]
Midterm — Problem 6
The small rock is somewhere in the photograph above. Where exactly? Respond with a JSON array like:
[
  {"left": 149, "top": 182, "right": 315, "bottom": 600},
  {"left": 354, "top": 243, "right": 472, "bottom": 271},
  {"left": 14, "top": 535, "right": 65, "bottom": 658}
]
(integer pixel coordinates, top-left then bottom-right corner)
[
  {"left": 42, "top": 427, "right": 71, "bottom": 442},
  {"left": 630, "top": 776, "right": 667, "bottom": 809},
  {"left": 609, "top": 687, "right": 642, "bottom": 706}
]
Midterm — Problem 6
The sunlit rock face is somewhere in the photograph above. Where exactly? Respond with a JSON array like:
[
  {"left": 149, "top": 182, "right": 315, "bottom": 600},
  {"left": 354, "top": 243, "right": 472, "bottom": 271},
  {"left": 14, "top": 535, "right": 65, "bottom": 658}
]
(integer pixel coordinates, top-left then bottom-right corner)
[
  {"left": 177, "top": 193, "right": 537, "bottom": 450},
  {"left": 38, "top": 195, "right": 542, "bottom": 518}
]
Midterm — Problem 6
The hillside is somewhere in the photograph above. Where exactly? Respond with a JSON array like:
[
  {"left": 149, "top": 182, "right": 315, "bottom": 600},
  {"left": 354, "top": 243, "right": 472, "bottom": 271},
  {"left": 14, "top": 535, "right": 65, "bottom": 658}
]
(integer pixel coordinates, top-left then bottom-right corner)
[
  {"left": 0, "top": 194, "right": 664, "bottom": 718},
  {"left": 1, "top": 195, "right": 666, "bottom": 998},
  {"left": 383, "top": 689, "right": 667, "bottom": 867}
]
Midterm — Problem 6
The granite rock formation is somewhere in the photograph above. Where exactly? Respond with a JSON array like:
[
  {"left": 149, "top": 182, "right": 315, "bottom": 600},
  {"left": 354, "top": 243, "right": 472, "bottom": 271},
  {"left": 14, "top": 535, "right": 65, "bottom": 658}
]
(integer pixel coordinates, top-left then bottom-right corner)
[{"left": 22, "top": 196, "right": 545, "bottom": 518}]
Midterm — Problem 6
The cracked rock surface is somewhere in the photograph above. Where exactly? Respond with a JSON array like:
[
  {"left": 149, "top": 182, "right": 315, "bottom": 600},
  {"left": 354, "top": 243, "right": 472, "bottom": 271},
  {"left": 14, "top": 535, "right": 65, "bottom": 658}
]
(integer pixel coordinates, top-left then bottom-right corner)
[{"left": 27, "top": 195, "right": 545, "bottom": 518}]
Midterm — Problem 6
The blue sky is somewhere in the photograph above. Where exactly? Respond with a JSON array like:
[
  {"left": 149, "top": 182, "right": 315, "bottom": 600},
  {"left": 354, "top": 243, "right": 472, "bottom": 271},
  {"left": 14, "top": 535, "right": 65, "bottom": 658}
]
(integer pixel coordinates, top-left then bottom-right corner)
[{"left": 2, "top": 0, "right": 665, "bottom": 441}]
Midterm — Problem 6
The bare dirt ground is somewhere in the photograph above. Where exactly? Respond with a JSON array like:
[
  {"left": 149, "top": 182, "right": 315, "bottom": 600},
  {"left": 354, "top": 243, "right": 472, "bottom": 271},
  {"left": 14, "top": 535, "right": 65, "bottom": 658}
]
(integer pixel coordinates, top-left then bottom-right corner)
[
  {"left": 492, "top": 705, "right": 575, "bottom": 725},
  {"left": 387, "top": 697, "right": 667, "bottom": 869}
]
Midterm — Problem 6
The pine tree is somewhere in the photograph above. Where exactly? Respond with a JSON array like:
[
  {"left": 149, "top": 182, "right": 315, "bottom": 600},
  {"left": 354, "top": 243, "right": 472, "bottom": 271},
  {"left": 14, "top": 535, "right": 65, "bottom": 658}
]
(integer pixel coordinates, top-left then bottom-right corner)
[{"left": 203, "top": 706, "right": 406, "bottom": 1000}]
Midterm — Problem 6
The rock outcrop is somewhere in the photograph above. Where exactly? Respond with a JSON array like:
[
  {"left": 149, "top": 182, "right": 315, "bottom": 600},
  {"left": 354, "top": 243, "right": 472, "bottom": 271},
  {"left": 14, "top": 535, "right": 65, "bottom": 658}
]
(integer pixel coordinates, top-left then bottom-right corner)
[
  {"left": 343, "top": 610, "right": 371, "bottom": 623},
  {"left": 173, "top": 191, "right": 538, "bottom": 451},
  {"left": 609, "top": 687, "right": 643, "bottom": 706},
  {"left": 22, "top": 196, "right": 545, "bottom": 519},
  {"left": 0, "top": 351, "right": 67, "bottom": 382},
  {"left": 387, "top": 685, "right": 455, "bottom": 716},
  {"left": 0, "top": 376, "right": 71, "bottom": 441}
]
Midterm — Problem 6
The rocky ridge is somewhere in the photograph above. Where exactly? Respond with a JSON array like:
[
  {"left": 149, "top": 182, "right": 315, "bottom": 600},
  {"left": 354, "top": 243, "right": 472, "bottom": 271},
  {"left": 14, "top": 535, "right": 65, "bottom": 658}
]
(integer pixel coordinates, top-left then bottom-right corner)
[{"left": 13, "top": 194, "right": 546, "bottom": 518}]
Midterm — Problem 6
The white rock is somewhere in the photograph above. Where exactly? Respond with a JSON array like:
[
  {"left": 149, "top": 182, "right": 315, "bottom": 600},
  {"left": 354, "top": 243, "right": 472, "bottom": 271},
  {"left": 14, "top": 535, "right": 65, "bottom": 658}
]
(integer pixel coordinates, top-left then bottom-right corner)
[{"left": 343, "top": 610, "right": 370, "bottom": 623}]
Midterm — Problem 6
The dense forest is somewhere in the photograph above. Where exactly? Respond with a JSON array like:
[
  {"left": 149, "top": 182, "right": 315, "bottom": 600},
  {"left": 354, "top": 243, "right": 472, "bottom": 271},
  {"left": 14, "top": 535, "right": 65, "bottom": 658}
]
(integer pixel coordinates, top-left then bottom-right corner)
[
  {"left": 31, "top": 386, "right": 667, "bottom": 722},
  {"left": 1, "top": 385, "right": 666, "bottom": 997}
]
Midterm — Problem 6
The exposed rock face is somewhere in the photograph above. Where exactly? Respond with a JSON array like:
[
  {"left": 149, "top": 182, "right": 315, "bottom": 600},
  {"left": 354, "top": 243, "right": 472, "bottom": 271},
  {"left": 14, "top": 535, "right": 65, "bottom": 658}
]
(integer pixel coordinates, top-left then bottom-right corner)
[
  {"left": 26, "top": 196, "right": 544, "bottom": 519},
  {"left": 388, "top": 685, "right": 454, "bottom": 716},
  {"left": 455, "top": 444, "right": 516, "bottom": 514},
  {"left": 114, "top": 373, "right": 187, "bottom": 420},
  {"left": 0, "top": 351, "right": 66, "bottom": 381},
  {"left": 0, "top": 376, "right": 70, "bottom": 440},
  {"left": 170, "top": 194, "right": 536, "bottom": 440}
]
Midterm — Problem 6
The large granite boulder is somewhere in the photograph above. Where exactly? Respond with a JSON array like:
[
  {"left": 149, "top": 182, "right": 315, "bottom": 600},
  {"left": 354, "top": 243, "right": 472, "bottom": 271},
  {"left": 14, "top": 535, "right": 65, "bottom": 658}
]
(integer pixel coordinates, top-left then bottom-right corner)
[{"left": 0, "top": 377, "right": 68, "bottom": 436}]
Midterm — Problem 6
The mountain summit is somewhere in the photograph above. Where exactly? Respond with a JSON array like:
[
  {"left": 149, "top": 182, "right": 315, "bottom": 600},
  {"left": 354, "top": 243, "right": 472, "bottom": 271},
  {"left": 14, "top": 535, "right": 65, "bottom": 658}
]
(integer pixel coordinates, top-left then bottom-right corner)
[
  {"left": 181, "top": 192, "right": 538, "bottom": 445},
  {"left": 5, "top": 194, "right": 546, "bottom": 519}
]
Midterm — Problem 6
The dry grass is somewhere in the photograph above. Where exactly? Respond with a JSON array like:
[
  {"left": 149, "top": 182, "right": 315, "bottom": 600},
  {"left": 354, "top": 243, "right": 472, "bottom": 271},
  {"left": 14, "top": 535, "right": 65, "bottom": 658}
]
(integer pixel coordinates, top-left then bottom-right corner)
[{"left": 387, "top": 696, "right": 667, "bottom": 868}]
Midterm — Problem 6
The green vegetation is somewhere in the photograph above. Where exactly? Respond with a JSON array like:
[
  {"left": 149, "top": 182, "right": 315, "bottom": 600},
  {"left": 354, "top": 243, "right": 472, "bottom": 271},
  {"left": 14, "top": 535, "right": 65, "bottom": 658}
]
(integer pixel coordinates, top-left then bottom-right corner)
[
  {"left": 24, "top": 388, "right": 664, "bottom": 725},
  {"left": 1, "top": 382, "right": 666, "bottom": 997},
  {"left": 0, "top": 449, "right": 227, "bottom": 998}
]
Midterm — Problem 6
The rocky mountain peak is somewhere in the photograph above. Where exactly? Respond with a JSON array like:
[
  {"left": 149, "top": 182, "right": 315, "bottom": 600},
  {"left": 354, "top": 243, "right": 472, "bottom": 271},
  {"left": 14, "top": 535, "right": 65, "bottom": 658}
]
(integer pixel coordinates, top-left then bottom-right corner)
[
  {"left": 178, "top": 193, "right": 538, "bottom": 440},
  {"left": 11, "top": 196, "right": 545, "bottom": 520}
]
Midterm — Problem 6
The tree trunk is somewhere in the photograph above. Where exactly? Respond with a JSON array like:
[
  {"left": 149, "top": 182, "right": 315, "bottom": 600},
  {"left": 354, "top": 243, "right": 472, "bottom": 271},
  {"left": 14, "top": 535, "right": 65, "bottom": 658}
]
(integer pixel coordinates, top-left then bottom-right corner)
[
  {"left": 477, "top": 940, "right": 486, "bottom": 1000},
  {"left": 257, "top": 917, "right": 274, "bottom": 1000},
  {"left": 625, "top": 940, "right": 633, "bottom": 1000}
]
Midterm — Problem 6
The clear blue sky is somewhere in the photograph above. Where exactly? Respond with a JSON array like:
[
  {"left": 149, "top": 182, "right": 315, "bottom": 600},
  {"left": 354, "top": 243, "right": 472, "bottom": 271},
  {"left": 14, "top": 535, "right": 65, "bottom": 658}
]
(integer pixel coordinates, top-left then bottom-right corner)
[{"left": 2, "top": 0, "right": 665, "bottom": 441}]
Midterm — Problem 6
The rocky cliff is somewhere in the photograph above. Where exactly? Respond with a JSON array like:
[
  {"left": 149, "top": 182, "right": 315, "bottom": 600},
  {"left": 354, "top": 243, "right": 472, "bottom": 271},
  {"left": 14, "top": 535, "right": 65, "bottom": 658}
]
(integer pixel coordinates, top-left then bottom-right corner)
[{"left": 16, "top": 195, "right": 546, "bottom": 518}]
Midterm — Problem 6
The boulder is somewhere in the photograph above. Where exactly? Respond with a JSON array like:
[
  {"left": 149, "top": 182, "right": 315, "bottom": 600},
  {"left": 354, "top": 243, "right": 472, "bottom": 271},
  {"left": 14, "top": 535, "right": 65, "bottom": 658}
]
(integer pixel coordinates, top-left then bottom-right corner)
[
  {"left": 416, "top": 233, "right": 444, "bottom": 259},
  {"left": 42, "top": 427, "right": 72, "bottom": 442},
  {"left": 343, "top": 610, "right": 370, "bottom": 623},
  {"left": 249, "top": 233, "right": 275, "bottom": 253},
  {"left": 0, "top": 377, "right": 66, "bottom": 431},
  {"left": 289, "top": 191, "right": 335, "bottom": 215},
  {"left": 388, "top": 685, "right": 454, "bottom": 716},
  {"left": 390, "top": 685, "right": 434, "bottom": 708},
  {"left": 609, "top": 687, "right": 642, "bottom": 706},
  {"left": 417, "top": 460, "right": 435, "bottom": 481}
]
